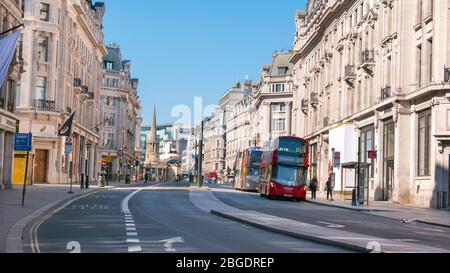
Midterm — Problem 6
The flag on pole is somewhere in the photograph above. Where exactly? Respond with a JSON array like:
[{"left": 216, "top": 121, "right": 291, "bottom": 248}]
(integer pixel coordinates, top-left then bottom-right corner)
[
  {"left": 0, "top": 30, "right": 21, "bottom": 88},
  {"left": 58, "top": 111, "right": 76, "bottom": 136}
]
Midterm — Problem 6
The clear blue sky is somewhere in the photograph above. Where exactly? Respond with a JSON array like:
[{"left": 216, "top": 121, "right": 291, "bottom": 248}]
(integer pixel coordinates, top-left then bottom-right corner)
[{"left": 102, "top": 0, "right": 307, "bottom": 126}]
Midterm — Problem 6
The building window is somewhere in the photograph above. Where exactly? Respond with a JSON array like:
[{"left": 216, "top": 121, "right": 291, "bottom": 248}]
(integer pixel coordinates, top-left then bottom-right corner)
[
  {"left": 36, "top": 76, "right": 47, "bottom": 100},
  {"left": 418, "top": 110, "right": 431, "bottom": 176},
  {"left": 271, "top": 103, "right": 286, "bottom": 112},
  {"left": 278, "top": 67, "right": 289, "bottom": 76},
  {"left": 272, "top": 118, "right": 285, "bottom": 132},
  {"left": 273, "top": 84, "right": 285, "bottom": 92},
  {"left": 360, "top": 125, "right": 375, "bottom": 178},
  {"left": 40, "top": 3, "right": 50, "bottom": 21},
  {"left": 104, "top": 61, "right": 113, "bottom": 70},
  {"left": 37, "top": 37, "right": 49, "bottom": 62},
  {"left": 106, "top": 113, "right": 116, "bottom": 126}
]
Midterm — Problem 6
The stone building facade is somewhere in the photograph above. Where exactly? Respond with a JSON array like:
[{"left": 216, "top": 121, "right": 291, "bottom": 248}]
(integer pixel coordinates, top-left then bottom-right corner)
[
  {"left": 0, "top": 0, "right": 23, "bottom": 189},
  {"left": 291, "top": 0, "right": 450, "bottom": 208},
  {"left": 224, "top": 81, "right": 258, "bottom": 175},
  {"left": 202, "top": 87, "right": 249, "bottom": 177},
  {"left": 252, "top": 51, "right": 294, "bottom": 147},
  {"left": 99, "top": 43, "right": 141, "bottom": 181},
  {"left": 16, "top": 0, "right": 107, "bottom": 184}
]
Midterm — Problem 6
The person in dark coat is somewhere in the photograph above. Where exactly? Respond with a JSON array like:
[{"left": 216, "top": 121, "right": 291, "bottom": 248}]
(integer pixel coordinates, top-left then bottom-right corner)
[
  {"left": 144, "top": 173, "right": 149, "bottom": 184},
  {"left": 326, "top": 175, "right": 335, "bottom": 201},
  {"left": 309, "top": 177, "right": 318, "bottom": 200}
]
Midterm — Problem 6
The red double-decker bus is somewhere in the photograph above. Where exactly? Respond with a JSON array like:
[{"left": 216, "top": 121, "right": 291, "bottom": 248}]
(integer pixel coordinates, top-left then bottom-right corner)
[
  {"left": 259, "top": 136, "right": 309, "bottom": 201},
  {"left": 234, "top": 147, "right": 263, "bottom": 192}
]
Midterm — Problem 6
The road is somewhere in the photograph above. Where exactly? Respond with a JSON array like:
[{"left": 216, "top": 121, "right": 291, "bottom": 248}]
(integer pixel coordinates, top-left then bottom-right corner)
[
  {"left": 24, "top": 182, "right": 349, "bottom": 253},
  {"left": 209, "top": 184, "right": 450, "bottom": 251}
]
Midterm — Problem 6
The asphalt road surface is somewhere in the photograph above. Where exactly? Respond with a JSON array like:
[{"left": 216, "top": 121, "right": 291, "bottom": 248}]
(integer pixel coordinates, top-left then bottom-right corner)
[
  {"left": 209, "top": 184, "right": 450, "bottom": 251},
  {"left": 24, "top": 182, "right": 349, "bottom": 253}
]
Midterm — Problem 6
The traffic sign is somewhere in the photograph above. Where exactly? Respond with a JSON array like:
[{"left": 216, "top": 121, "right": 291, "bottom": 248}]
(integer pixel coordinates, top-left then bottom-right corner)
[
  {"left": 65, "top": 144, "right": 72, "bottom": 154},
  {"left": 14, "top": 133, "right": 32, "bottom": 152}
]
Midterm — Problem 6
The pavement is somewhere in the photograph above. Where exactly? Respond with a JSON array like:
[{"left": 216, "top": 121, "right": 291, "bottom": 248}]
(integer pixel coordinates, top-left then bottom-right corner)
[
  {"left": 0, "top": 181, "right": 138, "bottom": 253},
  {"left": 305, "top": 195, "right": 450, "bottom": 228},
  {"left": 27, "top": 182, "right": 347, "bottom": 253},
  {"left": 194, "top": 184, "right": 449, "bottom": 253}
]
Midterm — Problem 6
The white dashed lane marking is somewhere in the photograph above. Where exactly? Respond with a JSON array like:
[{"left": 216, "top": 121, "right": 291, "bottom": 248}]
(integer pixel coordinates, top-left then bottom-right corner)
[{"left": 121, "top": 189, "right": 144, "bottom": 253}]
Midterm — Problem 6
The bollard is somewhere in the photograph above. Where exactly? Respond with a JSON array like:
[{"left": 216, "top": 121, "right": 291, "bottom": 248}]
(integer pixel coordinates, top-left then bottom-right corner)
[
  {"left": 352, "top": 189, "right": 358, "bottom": 207},
  {"left": 80, "top": 174, "right": 85, "bottom": 189}
]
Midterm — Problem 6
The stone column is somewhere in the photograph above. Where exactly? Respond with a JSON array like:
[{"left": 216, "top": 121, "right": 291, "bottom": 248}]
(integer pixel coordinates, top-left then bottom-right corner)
[
  {"left": 265, "top": 102, "right": 271, "bottom": 141},
  {"left": 421, "top": 36, "right": 431, "bottom": 83},
  {"left": 286, "top": 102, "right": 292, "bottom": 136},
  {"left": 422, "top": 0, "right": 433, "bottom": 18}
]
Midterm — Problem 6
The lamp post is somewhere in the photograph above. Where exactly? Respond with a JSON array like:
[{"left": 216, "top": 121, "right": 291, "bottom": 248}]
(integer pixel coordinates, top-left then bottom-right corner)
[{"left": 197, "top": 121, "right": 204, "bottom": 188}]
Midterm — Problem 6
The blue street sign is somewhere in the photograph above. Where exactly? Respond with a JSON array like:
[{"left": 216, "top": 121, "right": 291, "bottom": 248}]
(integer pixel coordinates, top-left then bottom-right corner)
[
  {"left": 65, "top": 144, "right": 72, "bottom": 154},
  {"left": 14, "top": 133, "right": 32, "bottom": 152}
]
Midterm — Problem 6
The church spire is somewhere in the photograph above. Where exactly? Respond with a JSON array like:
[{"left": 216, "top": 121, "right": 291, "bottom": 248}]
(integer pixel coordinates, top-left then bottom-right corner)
[{"left": 150, "top": 107, "right": 157, "bottom": 142}]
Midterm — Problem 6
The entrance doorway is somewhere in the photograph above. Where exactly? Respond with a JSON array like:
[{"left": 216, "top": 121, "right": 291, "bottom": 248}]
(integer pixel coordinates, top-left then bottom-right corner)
[
  {"left": 383, "top": 121, "right": 395, "bottom": 201},
  {"left": 385, "top": 160, "right": 394, "bottom": 201},
  {"left": 34, "top": 149, "right": 48, "bottom": 183}
]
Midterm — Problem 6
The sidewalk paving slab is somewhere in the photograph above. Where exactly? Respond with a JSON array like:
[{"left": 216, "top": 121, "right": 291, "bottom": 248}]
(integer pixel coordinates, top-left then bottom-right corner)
[{"left": 189, "top": 186, "right": 449, "bottom": 253}]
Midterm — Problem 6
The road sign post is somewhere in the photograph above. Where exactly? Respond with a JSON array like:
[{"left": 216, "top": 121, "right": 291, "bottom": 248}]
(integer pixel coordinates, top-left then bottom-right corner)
[
  {"left": 65, "top": 136, "right": 74, "bottom": 194},
  {"left": 14, "top": 133, "right": 32, "bottom": 207}
]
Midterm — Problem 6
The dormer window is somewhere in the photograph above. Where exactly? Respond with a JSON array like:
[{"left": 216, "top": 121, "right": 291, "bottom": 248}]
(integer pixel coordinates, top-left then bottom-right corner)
[
  {"left": 104, "top": 61, "right": 113, "bottom": 70},
  {"left": 278, "top": 67, "right": 289, "bottom": 76}
]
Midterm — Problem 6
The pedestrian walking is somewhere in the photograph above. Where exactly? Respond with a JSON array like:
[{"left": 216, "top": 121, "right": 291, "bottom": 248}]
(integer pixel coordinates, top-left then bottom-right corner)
[
  {"left": 309, "top": 176, "right": 318, "bottom": 200},
  {"left": 326, "top": 174, "right": 335, "bottom": 201},
  {"left": 144, "top": 172, "right": 149, "bottom": 184}
]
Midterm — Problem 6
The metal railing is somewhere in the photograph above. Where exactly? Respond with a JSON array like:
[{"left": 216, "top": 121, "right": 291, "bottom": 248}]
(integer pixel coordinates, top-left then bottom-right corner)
[
  {"left": 80, "top": 85, "right": 88, "bottom": 94},
  {"left": 344, "top": 65, "right": 356, "bottom": 77},
  {"left": 301, "top": 99, "right": 309, "bottom": 109},
  {"left": 34, "top": 99, "right": 56, "bottom": 110},
  {"left": 310, "top": 93, "right": 319, "bottom": 109},
  {"left": 74, "top": 78, "right": 81, "bottom": 87},
  {"left": 362, "top": 49, "right": 375, "bottom": 63},
  {"left": 381, "top": 86, "right": 391, "bottom": 100},
  {"left": 87, "top": 92, "right": 94, "bottom": 100}
]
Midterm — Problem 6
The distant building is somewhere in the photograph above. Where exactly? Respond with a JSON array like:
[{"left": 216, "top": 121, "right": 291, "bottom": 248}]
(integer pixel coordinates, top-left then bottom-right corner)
[
  {"left": 201, "top": 82, "right": 252, "bottom": 177},
  {"left": 141, "top": 111, "right": 188, "bottom": 181},
  {"left": 252, "top": 51, "right": 294, "bottom": 146},
  {"left": 98, "top": 43, "right": 142, "bottom": 181}
]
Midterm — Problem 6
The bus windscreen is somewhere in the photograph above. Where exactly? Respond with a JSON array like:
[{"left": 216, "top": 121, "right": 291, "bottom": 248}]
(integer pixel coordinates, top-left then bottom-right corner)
[{"left": 277, "top": 138, "right": 307, "bottom": 165}]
